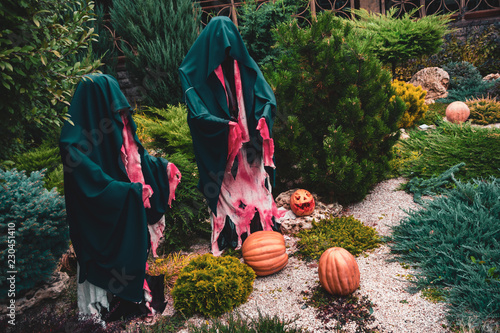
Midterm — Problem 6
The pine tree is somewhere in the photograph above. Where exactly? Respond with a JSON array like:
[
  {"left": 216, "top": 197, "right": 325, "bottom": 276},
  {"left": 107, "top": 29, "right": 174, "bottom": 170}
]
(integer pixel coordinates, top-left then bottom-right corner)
[
  {"left": 110, "top": 0, "right": 201, "bottom": 107},
  {"left": 265, "top": 12, "right": 405, "bottom": 204}
]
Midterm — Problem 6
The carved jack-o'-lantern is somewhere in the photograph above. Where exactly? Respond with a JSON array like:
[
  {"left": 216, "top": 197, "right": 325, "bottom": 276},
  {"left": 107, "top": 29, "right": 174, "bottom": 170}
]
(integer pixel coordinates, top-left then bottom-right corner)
[{"left": 290, "top": 189, "right": 315, "bottom": 216}]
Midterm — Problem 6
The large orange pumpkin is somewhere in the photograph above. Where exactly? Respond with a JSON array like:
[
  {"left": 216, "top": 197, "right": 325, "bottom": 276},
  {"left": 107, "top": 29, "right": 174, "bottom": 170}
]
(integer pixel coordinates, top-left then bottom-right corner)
[
  {"left": 290, "top": 189, "right": 315, "bottom": 216},
  {"left": 318, "top": 247, "right": 360, "bottom": 296},
  {"left": 241, "top": 231, "right": 288, "bottom": 276},
  {"left": 446, "top": 101, "right": 470, "bottom": 123}
]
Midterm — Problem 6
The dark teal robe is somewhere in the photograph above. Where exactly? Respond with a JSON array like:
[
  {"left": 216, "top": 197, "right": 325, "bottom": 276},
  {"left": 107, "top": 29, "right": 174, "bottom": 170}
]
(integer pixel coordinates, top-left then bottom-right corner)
[
  {"left": 178, "top": 16, "right": 277, "bottom": 215},
  {"left": 59, "top": 74, "right": 171, "bottom": 302}
]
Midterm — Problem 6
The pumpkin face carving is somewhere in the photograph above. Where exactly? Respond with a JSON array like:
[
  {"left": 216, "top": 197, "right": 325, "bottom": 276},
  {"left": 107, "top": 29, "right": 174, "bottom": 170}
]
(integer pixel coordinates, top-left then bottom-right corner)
[{"left": 290, "top": 189, "right": 315, "bottom": 216}]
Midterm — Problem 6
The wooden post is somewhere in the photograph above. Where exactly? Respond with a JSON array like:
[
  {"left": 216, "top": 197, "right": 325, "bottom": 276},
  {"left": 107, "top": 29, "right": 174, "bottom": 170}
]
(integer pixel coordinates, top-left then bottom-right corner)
[
  {"left": 230, "top": 0, "right": 238, "bottom": 27},
  {"left": 310, "top": 0, "right": 316, "bottom": 19},
  {"left": 420, "top": 0, "right": 425, "bottom": 17}
]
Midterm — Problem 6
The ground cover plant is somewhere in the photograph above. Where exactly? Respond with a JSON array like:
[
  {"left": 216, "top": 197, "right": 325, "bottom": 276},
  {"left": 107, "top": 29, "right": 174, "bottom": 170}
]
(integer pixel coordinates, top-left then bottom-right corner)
[
  {"left": 391, "top": 121, "right": 500, "bottom": 182},
  {"left": 301, "top": 286, "right": 379, "bottom": 333},
  {"left": 296, "top": 216, "right": 381, "bottom": 260},
  {"left": 188, "top": 310, "right": 305, "bottom": 333},
  {"left": 390, "top": 176, "right": 500, "bottom": 329}
]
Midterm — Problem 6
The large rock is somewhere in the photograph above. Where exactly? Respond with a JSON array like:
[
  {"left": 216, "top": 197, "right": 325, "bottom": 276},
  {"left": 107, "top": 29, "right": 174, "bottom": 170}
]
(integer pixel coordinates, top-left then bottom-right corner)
[
  {"left": 276, "top": 189, "right": 343, "bottom": 235},
  {"left": 483, "top": 73, "right": 500, "bottom": 81},
  {"left": 409, "top": 67, "right": 450, "bottom": 102},
  {"left": 0, "top": 271, "right": 70, "bottom": 315}
]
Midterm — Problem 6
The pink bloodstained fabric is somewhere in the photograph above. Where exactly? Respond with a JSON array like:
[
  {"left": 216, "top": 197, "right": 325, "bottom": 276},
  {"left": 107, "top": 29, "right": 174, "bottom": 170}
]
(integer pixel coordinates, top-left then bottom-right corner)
[
  {"left": 211, "top": 60, "right": 280, "bottom": 256},
  {"left": 120, "top": 112, "right": 181, "bottom": 313}
]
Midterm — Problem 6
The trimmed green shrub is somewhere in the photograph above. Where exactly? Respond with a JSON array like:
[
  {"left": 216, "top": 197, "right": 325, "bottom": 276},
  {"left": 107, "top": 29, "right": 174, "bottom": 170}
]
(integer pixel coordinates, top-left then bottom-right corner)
[
  {"left": 392, "top": 80, "right": 428, "bottom": 128},
  {"left": 390, "top": 176, "right": 500, "bottom": 328},
  {"left": 0, "top": 169, "right": 68, "bottom": 295},
  {"left": 296, "top": 216, "right": 381, "bottom": 260},
  {"left": 110, "top": 0, "right": 200, "bottom": 107},
  {"left": 466, "top": 96, "right": 500, "bottom": 125},
  {"left": 264, "top": 11, "right": 405, "bottom": 204},
  {"left": 393, "top": 121, "right": 500, "bottom": 182},
  {"left": 171, "top": 254, "right": 255, "bottom": 317}
]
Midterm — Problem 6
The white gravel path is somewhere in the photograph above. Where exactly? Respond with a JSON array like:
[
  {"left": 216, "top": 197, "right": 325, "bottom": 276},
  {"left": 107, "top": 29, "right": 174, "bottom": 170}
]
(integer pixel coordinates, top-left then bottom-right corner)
[{"left": 168, "top": 177, "right": 449, "bottom": 333}]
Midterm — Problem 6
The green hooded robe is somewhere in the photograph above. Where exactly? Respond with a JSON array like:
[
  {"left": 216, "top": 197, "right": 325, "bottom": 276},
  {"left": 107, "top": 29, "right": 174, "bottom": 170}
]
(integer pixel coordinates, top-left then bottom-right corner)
[
  {"left": 179, "top": 17, "right": 281, "bottom": 255},
  {"left": 59, "top": 74, "right": 174, "bottom": 302}
]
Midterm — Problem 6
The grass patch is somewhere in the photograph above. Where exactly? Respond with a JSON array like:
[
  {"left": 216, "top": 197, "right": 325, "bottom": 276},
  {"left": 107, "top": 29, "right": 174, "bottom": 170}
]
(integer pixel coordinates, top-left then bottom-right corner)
[{"left": 390, "top": 176, "right": 500, "bottom": 328}]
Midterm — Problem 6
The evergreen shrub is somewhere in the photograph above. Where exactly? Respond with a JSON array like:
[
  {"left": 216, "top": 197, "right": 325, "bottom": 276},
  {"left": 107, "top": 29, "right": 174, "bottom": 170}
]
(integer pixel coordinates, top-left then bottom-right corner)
[
  {"left": 391, "top": 80, "right": 428, "bottom": 128},
  {"left": 171, "top": 254, "right": 255, "bottom": 317},
  {"left": 264, "top": 12, "right": 405, "bottom": 204},
  {"left": 438, "top": 61, "right": 496, "bottom": 103},
  {"left": 11, "top": 145, "right": 64, "bottom": 194},
  {"left": 133, "top": 105, "right": 210, "bottom": 252},
  {"left": 238, "top": 0, "right": 304, "bottom": 66},
  {"left": 0, "top": 169, "right": 68, "bottom": 295},
  {"left": 110, "top": 0, "right": 200, "bottom": 107},
  {"left": 466, "top": 96, "right": 500, "bottom": 125},
  {"left": 390, "top": 177, "right": 500, "bottom": 327},
  {"left": 296, "top": 216, "right": 381, "bottom": 260},
  {"left": 443, "top": 61, "right": 483, "bottom": 90}
]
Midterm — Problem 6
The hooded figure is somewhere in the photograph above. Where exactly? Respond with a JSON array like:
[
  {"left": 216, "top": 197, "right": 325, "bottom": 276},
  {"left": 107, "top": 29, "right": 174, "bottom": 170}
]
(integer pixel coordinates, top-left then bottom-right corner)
[
  {"left": 59, "top": 74, "right": 181, "bottom": 316},
  {"left": 179, "top": 17, "right": 282, "bottom": 256}
]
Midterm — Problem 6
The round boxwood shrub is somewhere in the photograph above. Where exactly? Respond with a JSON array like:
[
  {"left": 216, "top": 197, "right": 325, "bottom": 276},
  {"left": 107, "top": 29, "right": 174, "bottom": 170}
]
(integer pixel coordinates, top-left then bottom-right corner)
[
  {"left": 171, "top": 253, "right": 256, "bottom": 317},
  {"left": 0, "top": 169, "right": 68, "bottom": 295}
]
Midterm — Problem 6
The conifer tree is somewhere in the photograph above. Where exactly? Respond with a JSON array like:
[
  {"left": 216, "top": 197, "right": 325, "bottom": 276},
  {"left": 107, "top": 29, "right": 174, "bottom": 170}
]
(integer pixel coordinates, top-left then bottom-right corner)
[
  {"left": 265, "top": 12, "right": 406, "bottom": 204},
  {"left": 110, "top": 0, "right": 200, "bottom": 107}
]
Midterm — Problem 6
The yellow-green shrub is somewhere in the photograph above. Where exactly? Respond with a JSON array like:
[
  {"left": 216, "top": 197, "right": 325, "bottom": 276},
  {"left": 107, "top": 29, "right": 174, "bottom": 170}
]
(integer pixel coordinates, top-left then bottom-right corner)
[
  {"left": 392, "top": 80, "right": 428, "bottom": 128},
  {"left": 466, "top": 96, "right": 500, "bottom": 125},
  {"left": 171, "top": 254, "right": 255, "bottom": 317}
]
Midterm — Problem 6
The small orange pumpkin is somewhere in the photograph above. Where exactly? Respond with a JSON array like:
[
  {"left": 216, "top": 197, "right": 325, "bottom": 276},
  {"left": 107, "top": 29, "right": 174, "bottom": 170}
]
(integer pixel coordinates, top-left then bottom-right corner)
[
  {"left": 446, "top": 101, "right": 470, "bottom": 123},
  {"left": 318, "top": 247, "right": 360, "bottom": 296},
  {"left": 290, "top": 189, "right": 315, "bottom": 216},
  {"left": 241, "top": 231, "right": 288, "bottom": 276}
]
